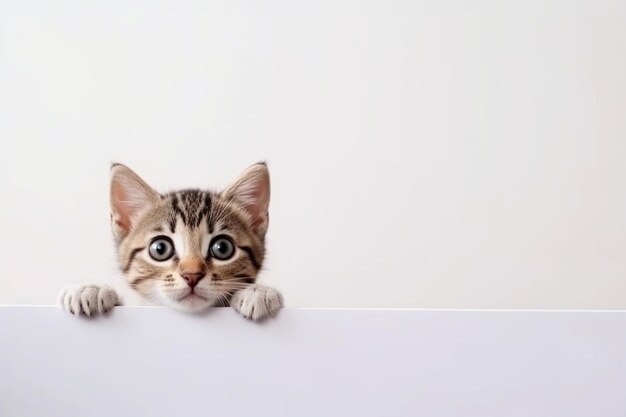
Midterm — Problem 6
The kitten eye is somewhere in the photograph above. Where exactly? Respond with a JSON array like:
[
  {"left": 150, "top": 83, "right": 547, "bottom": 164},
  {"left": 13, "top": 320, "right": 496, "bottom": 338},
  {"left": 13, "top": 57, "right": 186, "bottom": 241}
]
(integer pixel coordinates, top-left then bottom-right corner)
[
  {"left": 209, "top": 236, "right": 235, "bottom": 260},
  {"left": 149, "top": 236, "right": 175, "bottom": 261}
]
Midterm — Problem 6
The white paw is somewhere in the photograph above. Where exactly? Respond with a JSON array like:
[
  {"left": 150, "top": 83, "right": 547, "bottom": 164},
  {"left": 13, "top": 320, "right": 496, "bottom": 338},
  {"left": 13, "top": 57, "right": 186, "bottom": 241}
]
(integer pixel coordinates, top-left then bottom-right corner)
[
  {"left": 58, "top": 285, "right": 120, "bottom": 316},
  {"left": 230, "top": 285, "right": 283, "bottom": 321}
]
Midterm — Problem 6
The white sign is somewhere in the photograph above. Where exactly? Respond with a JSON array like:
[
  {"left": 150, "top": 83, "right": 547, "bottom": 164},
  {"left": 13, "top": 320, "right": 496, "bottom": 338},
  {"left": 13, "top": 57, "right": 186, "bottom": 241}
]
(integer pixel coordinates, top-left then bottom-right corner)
[{"left": 1, "top": 307, "right": 624, "bottom": 416}]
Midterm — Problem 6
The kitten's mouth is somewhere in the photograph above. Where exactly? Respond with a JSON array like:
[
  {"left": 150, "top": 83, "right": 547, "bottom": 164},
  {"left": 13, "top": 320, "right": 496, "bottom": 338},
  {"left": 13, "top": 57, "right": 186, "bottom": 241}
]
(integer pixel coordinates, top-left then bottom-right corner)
[{"left": 178, "top": 291, "right": 207, "bottom": 302}]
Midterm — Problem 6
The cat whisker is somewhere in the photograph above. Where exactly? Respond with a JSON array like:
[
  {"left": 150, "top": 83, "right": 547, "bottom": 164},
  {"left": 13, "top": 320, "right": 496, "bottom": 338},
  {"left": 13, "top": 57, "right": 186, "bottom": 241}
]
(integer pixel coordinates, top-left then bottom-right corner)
[
  {"left": 213, "top": 290, "right": 232, "bottom": 307},
  {"left": 212, "top": 282, "right": 247, "bottom": 287}
]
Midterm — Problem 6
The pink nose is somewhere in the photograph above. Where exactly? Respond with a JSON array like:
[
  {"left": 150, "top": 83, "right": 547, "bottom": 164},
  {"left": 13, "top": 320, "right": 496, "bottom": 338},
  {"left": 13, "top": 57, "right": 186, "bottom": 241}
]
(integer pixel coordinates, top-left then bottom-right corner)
[{"left": 181, "top": 272, "right": 205, "bottom": 288}]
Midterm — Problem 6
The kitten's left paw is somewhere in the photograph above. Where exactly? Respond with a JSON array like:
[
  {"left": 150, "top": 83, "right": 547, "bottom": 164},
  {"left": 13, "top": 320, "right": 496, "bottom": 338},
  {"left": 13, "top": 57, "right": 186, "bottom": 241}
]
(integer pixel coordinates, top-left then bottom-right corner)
[
  {"left": 230, "top": 285, "right": 283, "bottom": 321},
  {"left": 58, "top": 285, "right": 120, "bottom": 317}
]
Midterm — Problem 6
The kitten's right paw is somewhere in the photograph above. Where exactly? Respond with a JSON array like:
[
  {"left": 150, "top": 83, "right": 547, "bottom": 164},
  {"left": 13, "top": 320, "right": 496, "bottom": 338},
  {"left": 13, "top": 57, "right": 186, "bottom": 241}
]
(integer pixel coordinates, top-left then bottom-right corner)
[
  {"left": 58, "top": 285, "right": 120, "bottom": 317},
  {"left": 230, "top": 284, "right": 283, "bottom": 321}
]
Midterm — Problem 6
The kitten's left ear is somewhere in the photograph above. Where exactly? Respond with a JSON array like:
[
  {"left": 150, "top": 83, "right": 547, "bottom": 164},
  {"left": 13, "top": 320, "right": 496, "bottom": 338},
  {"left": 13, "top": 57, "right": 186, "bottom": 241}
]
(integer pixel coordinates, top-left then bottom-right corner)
[
  {"left": 110, "top": 163, "right": 161, "bottom": 243},
  {"left": 222, "top": 162, "right": 271, "bottom": 237}
]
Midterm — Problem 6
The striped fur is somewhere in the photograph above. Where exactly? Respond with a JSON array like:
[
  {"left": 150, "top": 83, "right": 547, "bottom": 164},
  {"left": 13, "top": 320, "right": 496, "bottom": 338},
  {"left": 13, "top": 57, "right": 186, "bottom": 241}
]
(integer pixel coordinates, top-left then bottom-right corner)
[{"left": 110, "top": 163, "right": 273, "bottom": 313}]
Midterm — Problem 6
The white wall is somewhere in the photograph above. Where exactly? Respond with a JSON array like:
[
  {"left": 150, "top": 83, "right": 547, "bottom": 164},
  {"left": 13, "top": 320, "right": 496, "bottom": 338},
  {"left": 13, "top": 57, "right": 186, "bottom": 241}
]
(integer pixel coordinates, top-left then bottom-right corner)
[{"left": 1, "top": 0, "right": 625, "bottom": 309}]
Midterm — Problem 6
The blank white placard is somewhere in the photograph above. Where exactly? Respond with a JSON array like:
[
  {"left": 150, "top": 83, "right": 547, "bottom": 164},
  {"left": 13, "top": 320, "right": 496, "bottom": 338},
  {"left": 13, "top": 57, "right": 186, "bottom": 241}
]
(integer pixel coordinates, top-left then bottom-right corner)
[{"left": 0, "top": 307, "right": 624, "bottom": 417}]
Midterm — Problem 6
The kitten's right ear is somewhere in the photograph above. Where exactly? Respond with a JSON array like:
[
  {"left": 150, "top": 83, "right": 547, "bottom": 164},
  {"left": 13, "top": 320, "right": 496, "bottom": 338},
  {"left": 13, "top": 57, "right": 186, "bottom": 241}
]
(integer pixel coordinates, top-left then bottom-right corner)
[{"left": 110, "top": 163, "right": 160, "bottom": 242}]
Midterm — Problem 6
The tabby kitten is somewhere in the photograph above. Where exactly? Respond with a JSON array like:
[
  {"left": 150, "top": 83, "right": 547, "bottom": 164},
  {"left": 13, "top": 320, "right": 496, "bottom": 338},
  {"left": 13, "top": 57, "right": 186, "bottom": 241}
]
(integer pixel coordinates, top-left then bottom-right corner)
[{"left": 59, "top": 162, "right": 283, "bottom": 320}]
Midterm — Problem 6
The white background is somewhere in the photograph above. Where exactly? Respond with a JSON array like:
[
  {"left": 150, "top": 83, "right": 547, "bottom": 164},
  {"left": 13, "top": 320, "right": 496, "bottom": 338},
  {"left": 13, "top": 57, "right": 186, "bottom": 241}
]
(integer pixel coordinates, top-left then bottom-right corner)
[{"left": 1, "top": 0, "right": 625, "bottom": 308}]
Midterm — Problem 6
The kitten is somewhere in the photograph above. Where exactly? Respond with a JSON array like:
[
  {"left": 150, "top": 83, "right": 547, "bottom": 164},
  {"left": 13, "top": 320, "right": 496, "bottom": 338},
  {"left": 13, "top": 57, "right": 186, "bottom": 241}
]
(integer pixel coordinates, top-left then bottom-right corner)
[{"left": 59, "top": 162, "right": 283, "bottom": 320}]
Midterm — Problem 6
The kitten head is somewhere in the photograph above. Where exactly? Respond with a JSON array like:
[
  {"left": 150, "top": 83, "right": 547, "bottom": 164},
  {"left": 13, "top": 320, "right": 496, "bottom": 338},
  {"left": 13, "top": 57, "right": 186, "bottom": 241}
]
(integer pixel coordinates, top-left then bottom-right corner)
[{"left": 110, "top": 162, "right": 270, "bottom": 312}]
